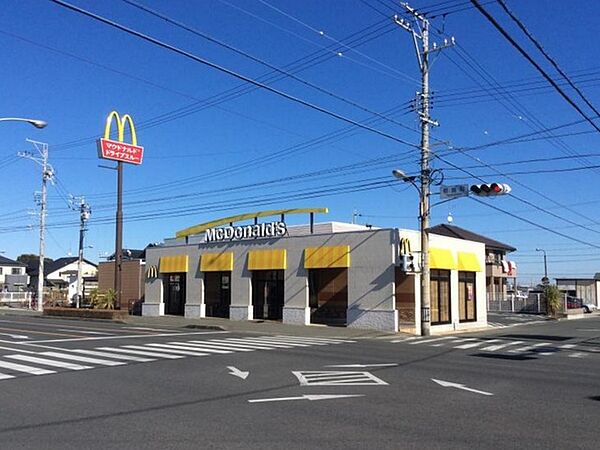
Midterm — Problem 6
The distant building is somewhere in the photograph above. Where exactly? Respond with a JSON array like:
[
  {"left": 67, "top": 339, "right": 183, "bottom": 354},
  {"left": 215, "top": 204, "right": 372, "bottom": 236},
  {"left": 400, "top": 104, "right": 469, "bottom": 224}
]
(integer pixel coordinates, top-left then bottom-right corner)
[
  {"left": 28, "top": 257, "right": 98, "bottom": 301},
  {"left": 98, "top": 248, "right": 146, "bottom": 312},
  {"left": 0, "top": 255, "right": 28, "bottom": 292},
  {"left": 556, "top": 275, "right": 600, "bottom": 307},
  {"left": 427, "top": 224, "right": 517, "bottom": 303}
]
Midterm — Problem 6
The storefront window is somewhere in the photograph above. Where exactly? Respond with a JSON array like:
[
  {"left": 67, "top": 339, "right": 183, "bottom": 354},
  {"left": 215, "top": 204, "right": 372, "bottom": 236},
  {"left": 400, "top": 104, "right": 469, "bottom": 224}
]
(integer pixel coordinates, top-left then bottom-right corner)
[
  {"left": 459, "top": 271, "right": 476, "bottom": 322},
  {"left": 430, "top": 269, "right": 450, "bottom": 325}
]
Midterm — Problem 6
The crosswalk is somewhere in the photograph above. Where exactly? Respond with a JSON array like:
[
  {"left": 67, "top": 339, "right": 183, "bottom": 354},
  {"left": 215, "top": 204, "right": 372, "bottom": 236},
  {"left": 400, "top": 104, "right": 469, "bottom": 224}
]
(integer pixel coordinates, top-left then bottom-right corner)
[
  {"left": 0, "top": 335, "right": 354, "bottom": 382},
  {"left": 391, "top": 335, "right": 598, "bottom": 359}
]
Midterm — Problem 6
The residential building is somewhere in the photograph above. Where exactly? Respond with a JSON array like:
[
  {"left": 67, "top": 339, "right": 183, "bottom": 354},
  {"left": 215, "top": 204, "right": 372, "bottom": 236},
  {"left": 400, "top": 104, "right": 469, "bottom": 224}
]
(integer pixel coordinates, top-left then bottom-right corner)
[
  {"left": 0, "top": 255, "right": 28, "bottom": 292},
  {"left": 28, "top": 257, "right": 98, "bottom": 301},
  {"left": 556, "top": 275, "right": 600, "bottom": 307},
  {"left": 428, "top": 224, "right": 517, "bottom": 303}
]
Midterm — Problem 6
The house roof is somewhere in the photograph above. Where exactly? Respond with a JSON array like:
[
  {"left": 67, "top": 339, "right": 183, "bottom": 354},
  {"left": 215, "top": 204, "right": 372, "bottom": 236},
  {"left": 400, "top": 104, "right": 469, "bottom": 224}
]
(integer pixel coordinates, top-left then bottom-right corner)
[
  {"left": 428, "top": 224, "right": 517, "bottom": 252},
  {"left": 29, "top": 257, "right": 97, "bottom": 277},
  {"left": 106, "top": 248, "right": 146, "bottom": 261},
  {"left": 0, "top": 255, "right": 26, "bottom": 267}
]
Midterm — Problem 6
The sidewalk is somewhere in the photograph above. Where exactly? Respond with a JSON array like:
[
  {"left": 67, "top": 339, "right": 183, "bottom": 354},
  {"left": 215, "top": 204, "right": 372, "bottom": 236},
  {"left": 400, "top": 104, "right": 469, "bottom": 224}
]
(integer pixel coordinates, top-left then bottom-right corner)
[{"left": 0, "top": 307, "right": 399, "bottom": 339}]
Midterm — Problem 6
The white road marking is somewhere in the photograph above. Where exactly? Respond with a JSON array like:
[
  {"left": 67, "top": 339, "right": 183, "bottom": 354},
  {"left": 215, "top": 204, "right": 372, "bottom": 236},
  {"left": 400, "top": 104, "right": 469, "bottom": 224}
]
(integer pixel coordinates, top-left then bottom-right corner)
[
  {"left": 56, "top": 329, "right": 113, "bottom": 335},
  {"left": 96, "top": 347, "right": 184, "bottom": 359},
  {"left": 481, "top": 340, "right": 524, "bottom": 351},
  {"left": 0, "top": 360, "right": 55, "bottom": 375},
  {"left": 409, "top": 336, "right": 455, "bottom": 345},
  {"left": 142, "top": 344, "right": 213, "bottom": 356},
  {"left": 204, "top": 339, "right": 277, "bottom": 350},
  {"left": 0, "top": 332, "right": 29, "bottom": 339},
  {"left": 568, "top": 352, "right": 585, "bottom": 358},
  {"left": 222, "top": 338, "right": 294, "bottom": 348},
  {"left": 0, "top": 372, "right": 15, "bottom": 380},
  {"left": 121, "top": 345, "right": 208, "bottom": 357},
  {"left": 67, "top": 349, "right": 156, "bottom": 362},
  {"left": 390, "top": 336, "right": 420, "bottom": 343},
  {"left": 40, "top": 352, "right": 126, "bottom": 366},
  {"left": 559, "top": 344, "right": 576, "bottom": 349},
  {"left": 124, "top": 327, "right": 183, "bottom": 332},
  {"left": 165, "top": 342, "right": 233, "bottom": 354},
  {"left": 22, "top": 330, "right": 229, "bottom": 344},
  {"left": 454, "top": 339, "right": 502, "bottom": 350},
  {"left": 239, "top": 337, "right": 310, "bottom": 347},
  {"left": 274, "top": 335, "right": 354, "bottom": 344},
  {"left": 432, "top": 378, "right": 493, "bottom": 396},
  {"left": 293, "top": 370, "right": 388, "bottom": 386},
  {"left": 509, "top": 342, "right": 551, "bottom": 353},
  {"left": 0, "top": 345, "right": 37, "bottom": 354},
  {"left": 248, "top": 394, "right": 364, "bottom": 403},
  {"left": 5, "top": 354, "right": 91, "bottom": 370},
  {"left": 325, "top": 363, "right": 398, "bottom": 368},
  {"left": 227, "top": 366, "right": 249, "bottom": 380},
  {"left": 184, "top": 341, "right": 255, "bottom": 352}
]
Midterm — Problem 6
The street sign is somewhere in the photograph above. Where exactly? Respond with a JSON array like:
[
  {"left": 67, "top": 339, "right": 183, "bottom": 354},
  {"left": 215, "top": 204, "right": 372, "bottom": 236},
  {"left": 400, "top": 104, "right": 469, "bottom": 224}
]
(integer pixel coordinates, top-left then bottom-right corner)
[
  {"left": 97, "top": 138, "right": 144, "bottom": 165},
  {"left": 439, "top": 184, "right": 469, "bottom": 199}
]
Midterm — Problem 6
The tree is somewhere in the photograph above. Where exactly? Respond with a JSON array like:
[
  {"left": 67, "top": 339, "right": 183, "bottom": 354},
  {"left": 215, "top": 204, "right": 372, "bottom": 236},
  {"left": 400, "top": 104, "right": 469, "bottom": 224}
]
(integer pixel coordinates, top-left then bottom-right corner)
[
  {"left": 17, "top": 254, "right": 53, "bottom": 273},
  {"left": 544, "top": 284, "right": 562, "bottom": 317}
]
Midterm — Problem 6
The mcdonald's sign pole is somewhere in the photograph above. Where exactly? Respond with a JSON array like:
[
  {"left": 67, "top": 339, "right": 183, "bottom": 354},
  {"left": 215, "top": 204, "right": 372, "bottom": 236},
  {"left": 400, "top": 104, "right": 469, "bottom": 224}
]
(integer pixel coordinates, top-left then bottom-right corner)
[{"left": 98, "top": 111, "right": 144, "bottom": 310}]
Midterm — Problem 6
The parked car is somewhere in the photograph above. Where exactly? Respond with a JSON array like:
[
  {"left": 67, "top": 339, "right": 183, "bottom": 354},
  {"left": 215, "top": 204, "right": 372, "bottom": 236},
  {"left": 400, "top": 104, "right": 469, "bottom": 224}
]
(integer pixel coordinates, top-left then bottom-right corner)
[
  {"left": 566, "top": 297, "right": 583, "bottom": 309},
  {"left": 582, "top": 303, "right": 597, "bottom": 314}
]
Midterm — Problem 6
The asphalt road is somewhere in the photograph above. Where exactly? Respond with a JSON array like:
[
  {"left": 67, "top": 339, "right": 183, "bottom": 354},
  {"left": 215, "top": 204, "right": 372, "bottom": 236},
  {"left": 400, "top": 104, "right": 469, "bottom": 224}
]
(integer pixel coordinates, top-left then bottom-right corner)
[{"left": 0, "top": 315, "right": 598, "bottom": 449}]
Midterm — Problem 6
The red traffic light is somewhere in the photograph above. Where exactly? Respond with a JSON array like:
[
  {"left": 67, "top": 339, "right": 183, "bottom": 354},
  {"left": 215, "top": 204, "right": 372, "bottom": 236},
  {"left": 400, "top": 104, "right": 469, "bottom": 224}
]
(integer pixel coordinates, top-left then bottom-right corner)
[{"left": 470, "top": 183, "right": 511, "bottom": 196}]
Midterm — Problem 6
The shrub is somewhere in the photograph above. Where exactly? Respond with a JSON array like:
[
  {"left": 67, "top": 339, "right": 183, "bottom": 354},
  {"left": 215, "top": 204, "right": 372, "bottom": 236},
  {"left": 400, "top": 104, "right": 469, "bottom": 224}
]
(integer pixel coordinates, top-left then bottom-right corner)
[
  {"left": 90, "top": 288, "right": 116, "bottom": 310},
  {"left": 544, "top": 285, "right": 562, "bottom": 317}
]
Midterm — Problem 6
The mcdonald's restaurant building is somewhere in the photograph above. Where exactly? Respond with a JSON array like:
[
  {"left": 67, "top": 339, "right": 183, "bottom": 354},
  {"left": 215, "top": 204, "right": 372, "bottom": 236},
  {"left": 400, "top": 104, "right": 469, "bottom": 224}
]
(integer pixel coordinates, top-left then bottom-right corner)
[{"left": 142, "top": 209, "right": 487, "bottom": 334}]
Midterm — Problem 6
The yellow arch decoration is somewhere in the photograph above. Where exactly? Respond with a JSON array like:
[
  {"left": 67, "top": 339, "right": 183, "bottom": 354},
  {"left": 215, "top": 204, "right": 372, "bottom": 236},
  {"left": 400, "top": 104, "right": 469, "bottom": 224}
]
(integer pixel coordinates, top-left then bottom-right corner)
[
  {"left": 176, "top": 208, "right": 329, "bottom": 238},
  {"left": 104, "top": 111, "right": 138, "bottom": 145}
]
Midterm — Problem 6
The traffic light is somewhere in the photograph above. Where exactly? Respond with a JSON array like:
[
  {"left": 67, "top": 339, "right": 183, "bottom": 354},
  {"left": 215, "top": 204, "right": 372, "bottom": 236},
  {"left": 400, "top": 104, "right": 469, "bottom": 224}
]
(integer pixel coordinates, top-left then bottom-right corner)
[
  {"left": 401, "top": 253, "right": 417, "bottom": 272},
  {"left": 470, "top": 182, "right": 511, "bottom": 196}
]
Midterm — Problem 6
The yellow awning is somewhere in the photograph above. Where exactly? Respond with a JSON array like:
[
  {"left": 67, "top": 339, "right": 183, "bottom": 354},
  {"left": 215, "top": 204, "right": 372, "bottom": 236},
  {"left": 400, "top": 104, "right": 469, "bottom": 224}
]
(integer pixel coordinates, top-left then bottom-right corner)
[
  {"left": 457, "top": 252, "right": 482, "bottom": 272},
  {"left": 429, "top": 248, "right": 457, "bottom": 270},
  {"left": 304, "top": 245, "right": 351, "bottom": 269},
  {"left": 248, "top": 249, "right": 287, "bottom": 270},
  {"left": 200, "top": 252, "right": 234, "bottom": 272},
  {"left": 159, "top": 255, "right": 189, "bottom": 273}
]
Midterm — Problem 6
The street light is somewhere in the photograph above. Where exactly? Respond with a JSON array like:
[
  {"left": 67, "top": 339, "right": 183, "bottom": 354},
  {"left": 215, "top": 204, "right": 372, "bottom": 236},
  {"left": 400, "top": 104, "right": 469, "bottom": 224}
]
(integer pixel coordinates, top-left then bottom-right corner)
[
  {"left": 392, "top": 168, "right": 431, "bottom": 336},
  {"left": 535, "top": 248, "right": 549, "bottom": 285},
  {"left": 0, "top": 117, "right": 47, "bottom": 129}
]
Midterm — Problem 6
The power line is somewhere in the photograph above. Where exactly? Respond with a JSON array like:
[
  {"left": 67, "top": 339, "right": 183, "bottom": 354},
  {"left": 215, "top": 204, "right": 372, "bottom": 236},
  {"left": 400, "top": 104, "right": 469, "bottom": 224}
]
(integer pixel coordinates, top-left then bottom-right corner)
[{"left": 470, "top": 0, "right": 600, "bottom": 135}]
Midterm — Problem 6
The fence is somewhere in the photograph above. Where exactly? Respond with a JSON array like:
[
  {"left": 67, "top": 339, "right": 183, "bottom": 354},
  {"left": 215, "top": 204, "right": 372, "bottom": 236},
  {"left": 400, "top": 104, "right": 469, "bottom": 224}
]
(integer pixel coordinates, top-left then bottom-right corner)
[
  {"left": 0, "top": 292, "right": 33, "bottom": 308},
  {"left": 487, "top": 293, "right": 546, "bottom": 314}
]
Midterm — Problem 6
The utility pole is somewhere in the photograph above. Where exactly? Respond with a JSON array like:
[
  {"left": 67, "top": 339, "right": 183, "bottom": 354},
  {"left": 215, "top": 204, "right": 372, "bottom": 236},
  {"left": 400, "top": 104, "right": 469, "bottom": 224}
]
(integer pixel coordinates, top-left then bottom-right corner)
[
  {"left": 75, "top": 197, "right": 91, "bottom": 308},
  {"left": 115, "top": 161, "right": 123, "bottom": 310},
  {"left": 18, "top": 140, "right": 52, "bottom": 312},
  {"left": 395, "top": 3, "right": 454, "bottom": 336}
]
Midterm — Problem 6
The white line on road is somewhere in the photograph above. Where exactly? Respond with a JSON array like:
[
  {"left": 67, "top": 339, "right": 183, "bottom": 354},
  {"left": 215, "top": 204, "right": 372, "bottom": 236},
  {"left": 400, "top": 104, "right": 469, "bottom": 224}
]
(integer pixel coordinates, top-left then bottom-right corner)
[
  {"left": 182, "top": 341, "right": 255, "bottom": 352},
  {"left": 568, "top": 352, "right": 585, "bottom": 358},
  {"left": 121, "top": 345, "right": 208, "bottom": 357},
  {"left": 40, "top": 352, "right": 126, "bottom": 366},
  {"left": 481, "top": 341, "right": 524, "bottom": 351},
  {"left": 0, "top": 332, "right": 29, "bottom": 339},
  {"left": 19, "top": 330, "right": 230, "bottom": 344},
  {"left": 0, "top": 360, "right": 55, "bottom": 375},
  {"left": 509, "top": 342, "right": 551, "bottom": 353},
  {"left": 325, "top": 363, "right": 398, "bottom": 368},
  {"left": 66, "top": 349, "right": 156, "bottom": 362},
  {"left": 56, "top": 329, "right": 113, "bottom": 335},
  {"left": 432, "top": 378, "right": 493, "bottom": 396},
  {"left": 203, "top": 340, "right": 277, "bottom": 350},
  {"left": 409, "top": 337, "right": 455, "bottom": 345},
  {"left": 96, "top": 347, "right": 184, "bottom": 359},
  {"left": 5, "top": 354, "right": 92, "bottom": 370},
  {"left": 0, "top": 372, "right": 14, "bottom": 380},
  {"left": 454, "top": 339, "right": 502, "bottom": 350},
  {"left": 166, "top": 342, "right": 233, "bottom": 354},
  {"left": 227, "top": 366, "right": 249, "bottom": 379},
  {"left": 248, "top": 394, "right": 364, "bottom": 403}
]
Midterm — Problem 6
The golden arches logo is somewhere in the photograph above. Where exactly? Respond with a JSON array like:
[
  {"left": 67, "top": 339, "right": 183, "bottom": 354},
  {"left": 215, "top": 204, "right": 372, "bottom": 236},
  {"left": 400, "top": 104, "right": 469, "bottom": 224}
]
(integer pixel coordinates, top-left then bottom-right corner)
[
  {"left": 104, "top": 110, "right": 138, "bottom": 145},
  {"left": 98, "top": 110, "right": 144, "bottom": 165},
  {"left": 400, "top": 238, "right": 412, "bottom": 255}
]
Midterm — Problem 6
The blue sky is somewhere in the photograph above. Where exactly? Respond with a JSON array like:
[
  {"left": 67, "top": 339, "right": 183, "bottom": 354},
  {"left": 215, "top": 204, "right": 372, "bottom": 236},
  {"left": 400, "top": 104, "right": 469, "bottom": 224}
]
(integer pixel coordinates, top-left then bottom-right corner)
[{"left": 1, "top": 0, "right": 600, "bottom": 285}]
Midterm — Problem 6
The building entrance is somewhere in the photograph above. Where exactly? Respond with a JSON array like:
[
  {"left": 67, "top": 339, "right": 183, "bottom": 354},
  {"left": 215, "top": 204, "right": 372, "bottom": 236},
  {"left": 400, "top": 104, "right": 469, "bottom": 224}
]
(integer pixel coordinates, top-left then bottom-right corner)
[
  {"left": 252, "top": 270, "right": 284, "bottom": 320},
  {"left": 204, "top": 272, "right": 231, "bottom": 318},
  {"left": 164, "top": 274, "right": 186, "bottom": 316},
  {"left": 308, "top": 268, "right": 348, "bottom": 326}
]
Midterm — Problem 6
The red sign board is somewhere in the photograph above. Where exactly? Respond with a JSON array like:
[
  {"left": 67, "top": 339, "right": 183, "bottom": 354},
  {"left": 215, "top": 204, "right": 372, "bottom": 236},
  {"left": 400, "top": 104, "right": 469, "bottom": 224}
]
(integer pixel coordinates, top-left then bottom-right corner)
[{"left": 97, "top": 138, "right": 144, "bottom": 165}]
